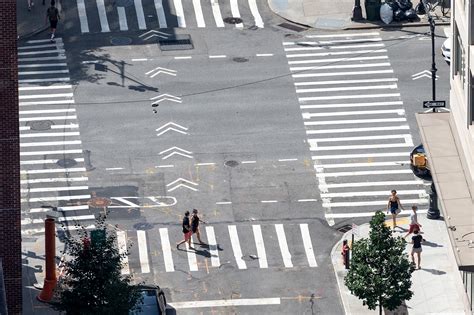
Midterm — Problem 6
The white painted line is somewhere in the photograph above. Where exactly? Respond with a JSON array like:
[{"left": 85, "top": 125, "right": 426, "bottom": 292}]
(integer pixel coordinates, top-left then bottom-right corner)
[
  {"left": 312, "top": 152, "right": 409, "bottom": 160},
  {"left": 29, "top": 205, "right": 90, "bottom": 213},
  {"left": 297, "top": 84, "right": 397, "bottom": 93},
  {"left": 19, "top": 116, "right": 77, "bottom": 122},
  {"left": 117, "top": 231, "right": 130, "bottom": 275},
  {"left": 316, "top": 169, "right": 413, "bottom": 178},
  {"left": 18, "top": 49, "right": 66, "bottom": 56},
  {"left": 19, "top": 77, "right": 70, "bottom": 83},
  {"left": 295, "top": 78, "right": 397, "bottom": 86},
  {"left": 304, "top": 118, "right": 406, "bottom": 126},
  {"left": 261, "top": 200, "right": 278, "bottom": 203},
  {"left": 228, "top": 225, "right": 247, "bottom": 269},
  {"left": 305, "top": 32, "right": 380, "bottom": 38},
  {"left": 326, "top": 209, "right": 428, "bottom": 219},
  {"left": 252, "top": 225, "right": 268, "bottom": 268},
  {"left": 105, "top": 167, "right": 124, "bottom": 171},
  {"left": 309, "top": 134, "right": 410, "bottom": 143},
  {"left": 134, "top": 0, "right": 147, "bottom": 29},
  {"left": 321, "top": 190, "right": 427, "bottom": 198},
  {"left": 278, "top": 158, "right": 298, "bottom": 162},
  {"left": 192, "top": 0, "right": 206, "bottom": 27},
  {"left": 209, "top": 55, "right": 226, "bottom": 59},
  {"left": 205, "top": 226, "right": 220, "bottom": 267},
  {"left": 155, "top": 165, "right": 174, "bottom": 168},
  {"left": 20, "top": 149, "right": 83, "bottom": 156},
  {"left": 19, "top": 100, "right": 75, "bottom": 106},
  {"left": 20, "top": 167, "right": 86, "bottom": 174},
  {"left": 168, "top": 298, "right": 281, "bottom": 309},
  {"left": 21, "top": 194, "right": 91, "bottom": 203},
  {"left": 173, "top": 0, "right": 186, "bottom": 27},
  {"left": 290, "top": 62, "right": 391, "bottom": 72},
  {"left": 288, "top": 55, "right": 388, "bottom": 65},
  {"left": 300, "top": 101, "right": 403, "bottom": 109},
  {"left": 210, "top": 0, "right": 224, "bottom": 27},
  {"left": 26, "top": 38, "right": 63, "bottom": 44},
  {"left": 286, "top": 49, "right": 387, "bottom": 58},
  {"left": 21, "top": 214, "right": 95, "bottom": 225},
  {"left": 20, "top": 130, "right": 80, "bottom": 137},
  {"left": 96, "top": 0, "right": 110, "bottom": 32},
  {"left": 284, "top": 43, "right": 385, "bottom": 52},
  {"left": 318, "top": 180, "right": 424, "bottom": 189},
  {"left": 241, "top": 160, "right": 256, "bottom": 164},
  {"left": 20, "top": 140, "right": 81, "bottom": 147},
  {"left": 21, "top": 186, "right": 88, "bottom": 193},
  {"left": 19, "top": 109, "right": 75, "bottom": 114},
  {"left": 284, "top": 42, "right": 383, "bottom": 49},
  {"left": 300, "top": 93, "right": 400, "bottom": 102},
  {"left": 303, "top": 109, "right": 404, "bottom": 118},
  {"left": 297, "top": 199, "right": 318, "bottom": 202},
  {"left": 19, "top": 56, "right": 66, "bottom": 62},
  {"left": 132, "top": 58, "right": 148, "bottom": 61},
  {"left": 307, "top": 125, "right": 410, "bottom": 134},
  {"left": 292, "top": 69, "right": 393, "bottom": 78},
  {"left": 275, "top": 224, "right": 292, "bottom": 268},
  {"left": 20, "top": 177, "right": 88, "bottom": 184},
  {"left": 137, "top": 230, "right": 150, "bottom": 273},
  {"left": 249, "top": 0, "right": 264, "bottom": 28},
  {"left": 323, "top": 199, "right": 428, "bottom": 208},
  {"left": 284, "top": 38, "right": 382, "bottom": 46},
  {"left": 154, "top": 0, "right": 167, "bottom": 28},
  {"left": 18, "top": 85, "right": 72, "bottom": 91},
  {"left": 51, "top": 124, "right": 79, "bottom": 129},
  {"left": 76, "top": 0, "right": 89, "bottom": 33},
  {"left": 230, "top": 0, "right": 243, "bottom": 28},
  {"left": 18, "top": 63, "right": 67, "bottom": 68},
  {"left": 316, "top": 161, "right": 409, "bottom": 169},
  {"left": 311, "top": 143, "right": 413, "bottom": 151},
  {"left": 300, "top": 224, "right": 317, "bottom": 267},
  {"left": 216, "top": 201, "right": 232, "bottom": 205},
  {"left": 18, "top": 43, "right": 59, "bottom": 50},
  {"left": 256, "top": 53, "right": 274, "bottom": 57},
  {"left": 117, "top": 6, "right": 128, "bottom": 31},
  {"left": 195, "top": 162, "right": 216, "bottom": 166},
  {"left": 174, "top": 56, "right": 192, "bottom": 60},
  {"left": 159, "top": 228, "right": 174, "bottom": 272},
  {"left": 20, "top": 157, "right": 83, "bottom": 164},
  {"left": 185, "top": 242, "right": 199, "bottom": 271},
  {"left": 19, "top": 70, "right": 69, "bottom": 75},
  {"left": 21, "top": 224, "right": 96, "bottom": 236}
]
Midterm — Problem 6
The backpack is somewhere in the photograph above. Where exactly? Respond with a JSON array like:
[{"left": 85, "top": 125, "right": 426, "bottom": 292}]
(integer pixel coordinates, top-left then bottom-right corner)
[{"left": 47, "top": 7, "right": 59, "bottom": 21}]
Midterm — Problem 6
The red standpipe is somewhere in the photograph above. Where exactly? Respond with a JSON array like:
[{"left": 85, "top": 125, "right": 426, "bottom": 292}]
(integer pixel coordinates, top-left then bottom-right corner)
[{"left": 37, "top": 218, "right": 57, "bottom": 302}]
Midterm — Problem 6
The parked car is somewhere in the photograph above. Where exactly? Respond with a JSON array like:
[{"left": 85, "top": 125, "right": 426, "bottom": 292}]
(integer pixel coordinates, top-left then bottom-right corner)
[
  {"left": 130, "top": 285, "right": 167, "bottom": 315},
  {"left": 441, "top": 36, "right": 451, "bottom": 63}
]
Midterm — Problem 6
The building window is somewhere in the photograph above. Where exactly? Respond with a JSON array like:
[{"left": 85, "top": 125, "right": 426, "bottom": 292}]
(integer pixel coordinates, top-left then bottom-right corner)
[{"left": 454, "top": 28, "right": 466, "bottom": 86}]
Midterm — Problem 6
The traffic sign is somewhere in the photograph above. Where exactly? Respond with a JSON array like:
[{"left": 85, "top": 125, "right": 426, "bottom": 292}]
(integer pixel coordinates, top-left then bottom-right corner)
[{"left": 423, "top": 100, "right": 446, "bottom": 108}]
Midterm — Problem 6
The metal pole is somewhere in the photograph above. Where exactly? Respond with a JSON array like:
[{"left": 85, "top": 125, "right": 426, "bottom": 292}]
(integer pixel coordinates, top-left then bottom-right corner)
[
  {"left": 352, "top": 0, "right": 363, "bottom": 21},
  {"left": 427, "top": 183, "right": 440, "bottom": 219},
  {"left": 37, "top": 218, "right": 58, "bottom": 302},
  {"left": 429, "top": 16, "right": 437, "bottom": 109}
]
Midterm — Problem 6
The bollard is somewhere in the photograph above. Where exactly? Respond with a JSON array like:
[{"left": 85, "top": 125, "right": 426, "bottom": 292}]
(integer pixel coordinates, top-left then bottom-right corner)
[{"left": 37, "top": 218, "right": 57, "bottom": 302}]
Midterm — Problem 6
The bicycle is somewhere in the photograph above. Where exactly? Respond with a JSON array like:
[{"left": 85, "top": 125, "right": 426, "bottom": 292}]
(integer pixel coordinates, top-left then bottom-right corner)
[{"left": 421, "top": 0, "right": 450, "bottom": 17}]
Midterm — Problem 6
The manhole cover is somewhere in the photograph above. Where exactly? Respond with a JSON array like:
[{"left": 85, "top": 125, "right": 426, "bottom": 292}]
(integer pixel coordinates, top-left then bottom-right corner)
[
  {"left": 223, "top": 17, "right": 243, "bottom": 25},
  {"left": 27, "top": 120, "right": 53, "bottom": 131},
  {"left": 278, "top": 22, "right": 307, "bottom": 32},
  {"left": 115, "top": 0, "right": 133, "bottom": 7},
  {"left": 337, "top": 225, "right": 352, "bottom": 233},
  {"left": 284, "top": 33, "right": 303, "bottom": 39},
  {"left": 110, "top": 36, "right": 132, "bottom": 46},
  {"left": 225, "top": 160, "right": 239, "bottom": 167},
  {"left": 88, "top": 197, "right": 112, "bottom": 208},
  {"left": 159, "top": 35, "right": 193, "bottom": 51},
  {"left": 57, "top": 158, "right": 77, "bottom": 168},
  {"left": 133, "top": 222, "right": 153, "bottom": 230},
  {"left": 232, "top": 57, "right": 248, "bottom": 63}
]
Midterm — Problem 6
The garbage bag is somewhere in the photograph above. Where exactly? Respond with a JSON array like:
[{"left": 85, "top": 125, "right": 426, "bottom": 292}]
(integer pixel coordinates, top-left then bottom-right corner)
[
  {"left": 380, "top": 3, "right": 394, "bottom": 24},
  {"left": 415, "top": 1, "right": 426, "bottom": 14},
  {"left": 396, "top": 0, "right": 413, "bottom": 11},
  {"left": 405, "top": 8, "right": 418, "bottom": 20},
  {"left": 386, "top": 0, "right": 399, "bottom": 11},
  {"left": 393, "top": 9, "right": 406, "bottom": 21}
]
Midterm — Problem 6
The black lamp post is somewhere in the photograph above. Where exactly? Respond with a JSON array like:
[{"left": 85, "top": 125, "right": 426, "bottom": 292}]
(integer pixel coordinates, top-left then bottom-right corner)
[{"left": 352, "top": 0, "right": 363, "bottom": 21}]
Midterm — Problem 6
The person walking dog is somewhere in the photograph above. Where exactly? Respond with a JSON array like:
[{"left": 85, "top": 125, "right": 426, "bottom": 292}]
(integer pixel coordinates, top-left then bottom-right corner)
[
  {"left": 191, "top": 209, "right": 207, "bottom": 245},
  {"left": 405, "top": 205, "right": 422, "bottom": 238},
  {"left": 176, "top": 211, "right": 193, "bottom": 249},
  {"left": 387, "top": 189, "right": 404, "bottom": 229},
  {"left": 45, "top": 0, "right": 60, "bottom": 42}
]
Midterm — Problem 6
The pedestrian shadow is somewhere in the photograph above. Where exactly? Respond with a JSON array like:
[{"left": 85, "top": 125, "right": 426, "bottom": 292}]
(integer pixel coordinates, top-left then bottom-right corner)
[
  {"left": 420, "top": 268, "right": 446, "bottom": 275},
  {"left": 177, "top": 247, "right": 211, "bottom": 258},
  {"left": 422, "top": 240, "right": 443, "bottom": 247}
]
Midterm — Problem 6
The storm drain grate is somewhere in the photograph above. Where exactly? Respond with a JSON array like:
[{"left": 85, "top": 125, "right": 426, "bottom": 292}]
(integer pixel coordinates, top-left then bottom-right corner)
[
  {"left": 225, "top": 160, "right": 239, "bottom": 168},
  {"left": 110, "top": 36, "right": 133, "bottom": 46},
  {"left": 232, "top": 57, "right": 249, "bottom": 63},
  {"left": 278, "top": 22, "right": 308, "bottom": 32},
  {"left": 159, "top": 35, "right": 193, "bottom": 51},
  {"left": 57, "top": 158, "right": 78, "bottom": 168},
  {"left": 337, "top": 225, "right": 352, "bottom": 233},
  {"left": 27, "top": 120, "right": 53, "bottom": 131}
]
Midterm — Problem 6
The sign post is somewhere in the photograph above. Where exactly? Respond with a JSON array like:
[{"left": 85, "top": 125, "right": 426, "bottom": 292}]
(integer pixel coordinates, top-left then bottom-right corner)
[{"left": 423, "top": 100, "right": 446, "bottom": 111}]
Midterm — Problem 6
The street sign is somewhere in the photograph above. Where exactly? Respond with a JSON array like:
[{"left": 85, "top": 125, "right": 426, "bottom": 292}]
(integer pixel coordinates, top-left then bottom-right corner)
[{"left": 423, "top": 100, "right": 446, "bottom": 108}]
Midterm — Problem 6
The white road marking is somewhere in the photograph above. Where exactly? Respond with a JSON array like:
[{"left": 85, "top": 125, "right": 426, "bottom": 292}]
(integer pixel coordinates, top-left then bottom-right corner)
[
  {"left": 290, "top": 62, "right": 391, "bottom": 72},
  {"left": 174, "top": 56, "right": 192, "bottom": 60},
  {"left": 323, "top": 199, "right": 428, "bottom": 208},
  {"left": 21, "top": 195, "right": 91, "bottom": 203},
  {"left": 283, "top": 38, "right": 382, "bottom": 45},
  {"left": 295, "top": 78, "right": 397, "bottom": 86},
  {"left": 284, "top": 43, "right": 385, "bottom": 52},
  {"left": 19, "top": 109, "right": 75, "bottom": 114},
  {"left": 309, "top": 134, "right": 410, "bottom": 143},
  {"left": 18, "top": 63, "right": 67, "bottom": 68},
  {"left": 297, "top": 199, "right": 318, "bottom": 202},
  {"left": 307, "top": 125, "right": 410, "bottom": 134},
  {"left": 275, "top": 224, "right": 292, "bottom": 268},
  {"left": 292, "top": 69, "right": 393, "bottom": 78},
  {"left": 195, "top": 162, "right": 216, "bottom": 166},
  {"left": 252, "top": 225, "right": 268, "bottom": 268},
  {"left": 185, "top": 242, "right": 199, "bottom": 271},
  {"left": 248, "top": 0, "right": 264, "bottom": 28},
  {"left": 21, "top": 224, "right": 95, "bottom": 236},
  {"left": 299, "top": 93, "right": 400, "bottom": 102},
  {"left": 173, "top": 0, "right": 186, "bottom": 27},
  {"left": 312, "top": 152, "right": 409, "bottom": 160},
  {"left": 117, "top": 231, "right": 130, "bottom": 275},
  {"left": 300, "top": 224, "right": 317, "bottom": 267},
  {"left": 117, "top": 7, "right": 128, "bottom": 31},
  {"left": 19, "top": 77, "right": 70, "bottom": 83},
  {"left": 26, "top": 38, "right": 63, "bottom": 44},
  {"left": 210, "top": 0, "right": 224, "bottom": 27},
  {"left": 316, "top": 169, "right": 414, "bottom": 178},
  {"left": 209, "top": 55, "right": 226, "bottom": 58},
  {"left": 20, "top": 149, "right": 83, "bottom": 156},
  {"left": 305, "top": 32, "right": 380, "bottom": 38},
  {"left": 19, "top": 70, "right": 69, "bottom": 75},
  {"left": 319, "top": 180, "right": 424, "bottom": 189},
  {"left": 301, "top": 101, "right": 403, "bottom": 109},
  {"left": 51, "top": 124, "right": 79, "bottom": 129},
  {"left": 96, "top": 0, "right": 110, "bottom": 32},
  {"left": 205, "top": 226, "right": 220, "bottom": 267},
  {"left": 20, "top": 140, "right": 81, "bottom": 147},
  {"left": 137, "top": 230, "right": 150, "bottom": 273},
  {"left": 297, "top": 84, "right": 397, "bottom": 93},
  {"left": 21, "top": 177, "right": 88, "bottom": 184},
  {"left": 76, "top": 0, "right": 89, "bottom": 33},
  {"left": 154, "top": 0, "right": 167, "bottom": 28},
  {"left": 241, "top": 160, "right": 256, "bottom": 164},
  {"left": 321, "top": 190, "right": 427, "bottom": 198},
  {"left": 216, "top": 201, "right": 232, "bottom": 205},
  {"left": 155, "top": 165, "right": 174, "bottom": 168},
  {"left": 21, "top": 214, "right": 95, "bottom": 225},
  {"left": 303, "top": 109, "right": 404, "bottom": 118},
  {"left": 278, "top": 158, "right": 298, "bottom": 162},
  {"left": 20, "top": 167, "right": 86, "bottom": 174},
  {"left": 288, "top": 55, "right": 388, "bottom": 65},
  {"left": 29, "top": 205, "right": 90, "bottom": 213},
  {"left": 18, "top": 85, "right": 72, "bottom": 91},
  {"left": 230, "top": 0, "right": 243, "bottom": 28},
  {"left": 326, "top": 209, "right": 428, "bottom": 219},
  {"left": 134, "top": 0, "right": 147, "bottom": 29},
  {"left": 18, "top": 49, "right": 66, "bottom": 56},
  {"left": 256, "top": 53, "right": 273, "bottom": 57},
  {"left": 20, "top": 100, "right": 75, "bottom": 106},
  {"left": 132, "top": 58, "right": 148, "bottom": 61},
  {"left": 105, "top": 167, "right": 124, "bottom": 170},
  {"left": 192, "top": 0, "right": 206, "bottom": 27},
  {"left": 316, "top": 161, "right": 409, "bottom": 169},
  {"left": 168, "top": 298, "right": 281, "bottom": 309},
  {"left": 21, "top": 186, "right": 88, "bottom": 193},
  {"left": 159, "top": 228, "right": 174, "bottom": 272},
  {"left": 20, "top": 157, "right": 83, "bottom": 164},
  {"left": 311, "top": 143, "right": 413, "bottom": 151},
  {"left": 18, "top": 43, "right": 58, "bottom": 50},
  {"left": 286, "top": 49, "right": 387, "bottom": 58},
  {"left": 261, "top": 200, "right": 278, "bottom": 203},
  {"left": 19, "top": 116, "right": 77, "bottom": 122},
  {"left": 305, "top": 118, "right": 406, "bottom": 126},
  {"left": 228, "top": 225, "right": 247, "bottom": 269}
]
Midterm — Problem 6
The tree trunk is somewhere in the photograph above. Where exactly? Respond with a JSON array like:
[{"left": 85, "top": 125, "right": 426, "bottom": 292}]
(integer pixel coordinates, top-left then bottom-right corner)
[{"left": 379, "top": 296, "right": 383, "bottom": 315}]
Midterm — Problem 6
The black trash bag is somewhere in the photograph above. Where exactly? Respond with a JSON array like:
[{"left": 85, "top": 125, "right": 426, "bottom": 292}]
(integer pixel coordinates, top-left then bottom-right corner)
[
  {"left": 387, "top": 0, "right": 400, "bottom": 11},
  {"left": 405, "top": 8, "right": 418, "bottom": 20},
  {"left": 396, "top": 0, "right": 413, "bottom": 11},
  {"left": 415, "top": 1, "right": 426, "bottom": 14},
  {"left": 393, "top": 9, "right": 406, "bottom": 21}
]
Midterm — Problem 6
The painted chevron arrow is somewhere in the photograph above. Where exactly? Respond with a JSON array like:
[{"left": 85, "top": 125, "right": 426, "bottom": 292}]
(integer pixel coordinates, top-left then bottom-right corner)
[
  {"left": 150, "top": 94, "right": 182, "bottom": 106},
  {"left": 145, "top": 67, "right": 177, "bottom": 78},
  {"left": 155, "top": 122, "right": 188, "bottom": 136},
  {"left": 166, "top": 178, "right": 198, "bottom": 192},
  {"left": 159, "top": 146, "right": 193, "bottom": 160},
  {"left": 139, "top": 30, "right": 171, "bottom": 40},
  {"left": 411, "top": 70, "right": 439, "bottom": 80}
]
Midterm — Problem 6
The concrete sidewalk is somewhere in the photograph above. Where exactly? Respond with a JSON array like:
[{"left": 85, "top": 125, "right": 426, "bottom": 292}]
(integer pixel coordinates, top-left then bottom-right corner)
[
  {"left": 331, "top": 213, "right": 469, "bottom": 314},
  {"left": 267, "top": 0, "right": 450, "bottom": 30},
  {"left": 17, "top": 0, "right": 62, "bottom": 40}
]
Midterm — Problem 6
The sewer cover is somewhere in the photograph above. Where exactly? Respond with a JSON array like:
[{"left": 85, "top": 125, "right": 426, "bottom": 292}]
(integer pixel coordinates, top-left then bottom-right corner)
[
  {"left": 232, "top": 57, "right": 248, "bottom": 63},
  {"left": 159, "top": 35, "right": 193, "bottom": 51},
  {"left": 88, "top": 197, "right": 112, "bottom": 208},
  {"left": 223, "top": 17, "right": 243, "bottom": 24},
  {"left": 27, "top": 120, "right": 53, "bottom": 131},
  {"left": 225, "top": 160, "right": 239, "bottom": 167},
  {"left": 133, "top": 222, "right": 153, "bottom": 230},
  {"left": 110, "top": 36, "right": 132, "bottom": 46},
  {"left": 115, "top": 0, "right": 133, "bottom": 7},
  {"left": 337, "top": 225, "right": 352, "bottom": 233},
  {"left": 278, "top": 22, "right": 307, "bottom": 32},
  {"left": 57, "top": 158, "right": 77, "bottom": 168}
]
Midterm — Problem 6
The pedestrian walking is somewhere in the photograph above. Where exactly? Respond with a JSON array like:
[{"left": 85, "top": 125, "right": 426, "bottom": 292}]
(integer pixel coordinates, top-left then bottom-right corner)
[
  {"left": 176, "top": 211, "right": 192, "bottom": 249},
  {"left": 191, "top": 209, "right": 207, "bottom": 245},
  {"left": 45, "top": 0, "right": 60, "bottom": 42},
  {"left": 387, "top": 189, "right": 404, "bottom": 229},
  {"left": 410, "top": 228, "right": 425, "bottom": 269},
  {"left": 341, "top": 239, "right": 350, "bottom": 268},
  {"left": 404, "top": 205, "right": 422, "bottom": 238}
]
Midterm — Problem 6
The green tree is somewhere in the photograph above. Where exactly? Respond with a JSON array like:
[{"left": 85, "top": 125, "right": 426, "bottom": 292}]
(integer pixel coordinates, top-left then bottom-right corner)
[
  {"left": 53, "top": 215, "right": 142, "bottom": 315},
  {"left": 344, "top": 211, "right": 414, "bottom": 315}
]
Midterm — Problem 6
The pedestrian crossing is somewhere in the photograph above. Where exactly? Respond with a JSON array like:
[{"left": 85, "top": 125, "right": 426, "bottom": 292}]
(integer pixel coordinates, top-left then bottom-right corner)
[
  {"left": 18, "top": 38, "right": 96, "bottom": 236},
  {"left": 74, "top": 0, "right": 266, "bottom": 34},
  {"left": 283, "top": 32, "right": 429, "bottom": 226},
  {"left": 121, "top": 222, "right": 319, "bottom": 275}
]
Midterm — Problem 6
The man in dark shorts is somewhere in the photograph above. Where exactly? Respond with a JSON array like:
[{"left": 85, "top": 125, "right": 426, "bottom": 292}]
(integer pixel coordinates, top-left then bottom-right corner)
[
  {"left": 45, "top": 0, "right": 60, "bottom": 42},
  {"left": 176, "top": 211, "right": 192, "bottom": 249},
  {"left": 191, "top": 209, "right": 207, "bottom": 244}
]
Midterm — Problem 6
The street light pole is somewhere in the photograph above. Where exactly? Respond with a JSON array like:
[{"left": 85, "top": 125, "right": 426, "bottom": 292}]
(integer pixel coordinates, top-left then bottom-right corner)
[
  {"left": 352, "top": 0, "right": 363, "bottom": 21},
  {"left": 429, "top": 16, "right": 437, "bottom": 106}
]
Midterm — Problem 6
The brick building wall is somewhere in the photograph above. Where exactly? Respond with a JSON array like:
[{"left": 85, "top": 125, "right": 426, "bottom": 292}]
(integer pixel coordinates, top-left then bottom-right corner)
[{"left": 0, "top": 0, "right": 22, "bottom": 313}]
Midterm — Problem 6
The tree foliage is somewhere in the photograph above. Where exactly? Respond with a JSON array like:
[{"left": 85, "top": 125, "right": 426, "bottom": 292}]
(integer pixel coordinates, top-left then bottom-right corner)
[
  {"left": 53, "top": 215, "right": 142, "bottom": 315},
  {"left": 344, "top": 211, "right": 414, "bottom": 314}
]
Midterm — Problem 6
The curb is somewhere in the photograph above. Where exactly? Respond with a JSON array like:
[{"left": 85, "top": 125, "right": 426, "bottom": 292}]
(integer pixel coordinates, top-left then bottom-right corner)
[{"left": 330, "top": 229, "right": 353, "bottom": 315}]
